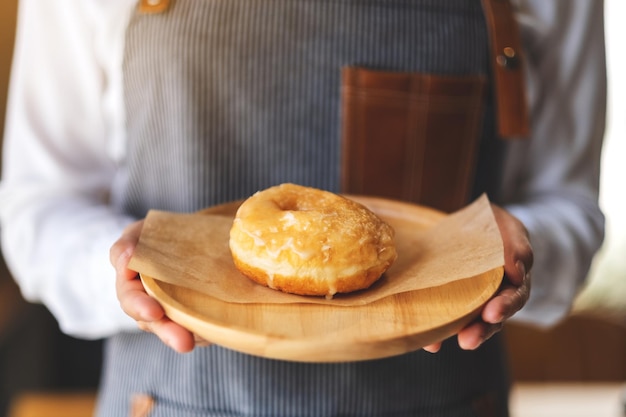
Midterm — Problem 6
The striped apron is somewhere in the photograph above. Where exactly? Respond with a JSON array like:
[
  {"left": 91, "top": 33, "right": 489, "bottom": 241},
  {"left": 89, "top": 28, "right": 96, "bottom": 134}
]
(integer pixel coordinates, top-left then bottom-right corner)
[{"left": 97, "top": 1, "right": 510, "bottom": 416}]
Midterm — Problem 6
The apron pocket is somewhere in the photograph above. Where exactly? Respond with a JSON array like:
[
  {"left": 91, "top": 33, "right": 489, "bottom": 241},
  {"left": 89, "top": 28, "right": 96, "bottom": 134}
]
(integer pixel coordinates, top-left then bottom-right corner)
[{"left": 341, "top": 66, "right": 487, "bottom": 213}]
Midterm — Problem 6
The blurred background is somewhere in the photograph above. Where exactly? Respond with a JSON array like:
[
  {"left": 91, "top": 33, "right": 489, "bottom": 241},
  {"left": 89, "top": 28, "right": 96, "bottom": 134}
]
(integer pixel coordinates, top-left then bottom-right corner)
[{"left": 0, "top": 1, "right": 624, "bottom": 417}]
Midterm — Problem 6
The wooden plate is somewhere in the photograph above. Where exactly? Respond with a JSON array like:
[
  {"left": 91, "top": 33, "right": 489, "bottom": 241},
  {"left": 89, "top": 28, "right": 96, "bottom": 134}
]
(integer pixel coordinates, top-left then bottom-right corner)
[{"left": 141, "top": 196, "right": 503, "bottom": 362}]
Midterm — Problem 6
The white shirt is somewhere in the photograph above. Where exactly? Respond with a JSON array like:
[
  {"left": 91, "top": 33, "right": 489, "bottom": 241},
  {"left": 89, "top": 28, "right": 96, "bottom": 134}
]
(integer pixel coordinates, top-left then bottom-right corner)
[{"left": 0, "top": 0, "right": 607, "bottom": 339}]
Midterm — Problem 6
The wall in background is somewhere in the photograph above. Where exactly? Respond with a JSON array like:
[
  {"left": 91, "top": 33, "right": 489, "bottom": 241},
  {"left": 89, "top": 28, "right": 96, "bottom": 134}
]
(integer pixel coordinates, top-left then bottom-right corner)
[{"left": 573, "top": 0, "right": 626, "bottom": 322}]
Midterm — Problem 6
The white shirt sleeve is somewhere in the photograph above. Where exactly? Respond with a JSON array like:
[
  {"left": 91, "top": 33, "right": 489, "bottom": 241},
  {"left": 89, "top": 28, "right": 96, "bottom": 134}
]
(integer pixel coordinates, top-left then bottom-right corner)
[
  {"left": 0, "top": 0, "right": 138, "bottom": 338},
  {"left": 504, "top": 0, "right": 607, "bottom": 327}
]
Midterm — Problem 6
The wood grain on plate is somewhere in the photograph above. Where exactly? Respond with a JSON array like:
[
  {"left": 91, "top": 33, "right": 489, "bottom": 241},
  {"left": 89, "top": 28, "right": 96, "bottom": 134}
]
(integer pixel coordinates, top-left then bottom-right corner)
[{"left": 141, "top": 196, "right": 503, "bottom": 362}]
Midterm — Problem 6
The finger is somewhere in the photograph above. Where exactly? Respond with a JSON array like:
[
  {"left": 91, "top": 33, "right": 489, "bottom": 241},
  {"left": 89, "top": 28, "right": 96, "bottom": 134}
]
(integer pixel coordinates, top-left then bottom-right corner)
[
  {"left": 422, "top": 342, "right": 442, "bottom": 353},
  {"left": 110, "top": 221, "right": 144, "bottom": 275},
  {"left": 111, "top": 244, "right": 137, "bottom": 282},
  {"left": 111, "top": 221, "right": 164, "bottom": 322},
  {"left": 457, "top": 269, "right": 530, "bottom": 350},
  {"left": 117, "top": 275, "right": 165, "bottom": 322},
  {"left": 138, "top": 318, "right": 196, "bottom": 353},
  {"left": 490, "top": 205, "right": 533, "bottom": 286},
  {"left": 482, "top": 279, "right": 530, "bottom": 324},
  {"left": 457, "top": 320, "right": 503, "bottom": 351}
]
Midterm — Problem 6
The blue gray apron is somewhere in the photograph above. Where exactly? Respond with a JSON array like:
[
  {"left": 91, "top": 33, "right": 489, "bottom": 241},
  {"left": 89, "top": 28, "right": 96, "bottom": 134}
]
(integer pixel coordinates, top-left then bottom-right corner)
[{"left": 96, "top": 0, "right": 512, "bottom": 415}]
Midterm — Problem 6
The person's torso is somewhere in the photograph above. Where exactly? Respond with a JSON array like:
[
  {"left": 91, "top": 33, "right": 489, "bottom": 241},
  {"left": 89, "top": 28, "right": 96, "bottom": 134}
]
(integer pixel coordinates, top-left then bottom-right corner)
[{"left": 98, "top": 1, "right": 509, "bottom": 416}]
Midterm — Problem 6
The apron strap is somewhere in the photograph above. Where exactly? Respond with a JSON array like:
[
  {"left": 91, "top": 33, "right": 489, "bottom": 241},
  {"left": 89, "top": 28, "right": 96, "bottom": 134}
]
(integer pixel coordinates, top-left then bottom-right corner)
[
  {"left": 136, "top": 0, "right": 529, "bottom": 140},
  {"left": 481, "top": 0, "right": 530, "bottom": 139}
]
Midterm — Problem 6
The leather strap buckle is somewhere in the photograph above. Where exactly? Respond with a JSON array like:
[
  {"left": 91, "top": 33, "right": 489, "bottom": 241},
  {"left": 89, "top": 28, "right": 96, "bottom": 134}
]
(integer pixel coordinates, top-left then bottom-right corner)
[{"left": 481, "top": 0, "right": 530, "bottom": 139}]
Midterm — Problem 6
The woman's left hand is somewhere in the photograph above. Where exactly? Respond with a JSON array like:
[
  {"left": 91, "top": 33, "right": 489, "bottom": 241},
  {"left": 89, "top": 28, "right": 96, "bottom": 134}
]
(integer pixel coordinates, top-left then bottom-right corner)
[{"left": 423, "top": 204, "right": 533, "bottom": 352}]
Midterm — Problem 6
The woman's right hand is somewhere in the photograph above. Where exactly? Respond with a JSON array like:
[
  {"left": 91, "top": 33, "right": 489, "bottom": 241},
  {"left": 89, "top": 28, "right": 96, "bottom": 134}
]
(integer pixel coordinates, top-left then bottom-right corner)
[{"left": 110, "top": 220, "right": 207, "bottom": 353}]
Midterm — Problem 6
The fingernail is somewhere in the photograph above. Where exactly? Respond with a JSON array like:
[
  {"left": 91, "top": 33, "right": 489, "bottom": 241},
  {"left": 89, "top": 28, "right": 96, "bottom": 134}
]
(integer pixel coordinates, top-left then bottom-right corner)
[{"left": 114, "top": 249, "right": 131, "bottom": 273}]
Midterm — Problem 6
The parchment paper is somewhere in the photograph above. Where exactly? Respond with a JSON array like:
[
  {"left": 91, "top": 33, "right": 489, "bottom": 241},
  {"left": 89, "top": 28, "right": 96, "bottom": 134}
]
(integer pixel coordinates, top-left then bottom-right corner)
[{"left": 128, "top": 194, "right": 504, "bottom": 306}]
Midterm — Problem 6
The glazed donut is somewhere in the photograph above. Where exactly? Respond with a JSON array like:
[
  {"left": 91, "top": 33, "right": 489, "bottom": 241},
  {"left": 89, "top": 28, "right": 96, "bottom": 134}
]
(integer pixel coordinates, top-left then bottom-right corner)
[{"left": 229, "top": 183, "right": 397, "bottom": 298}]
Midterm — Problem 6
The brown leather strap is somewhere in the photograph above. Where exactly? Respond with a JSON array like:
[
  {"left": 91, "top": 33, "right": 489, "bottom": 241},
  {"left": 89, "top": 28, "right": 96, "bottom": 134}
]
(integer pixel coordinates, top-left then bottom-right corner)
[
  {"left": 481, "top": 0, "right": 530, "bottom": 139},
  {"left": 135, "top": 0, "right": 527, "bottom": 140},
  {"left": 139, "top": 0, "right": 171, "bottom": 14}
]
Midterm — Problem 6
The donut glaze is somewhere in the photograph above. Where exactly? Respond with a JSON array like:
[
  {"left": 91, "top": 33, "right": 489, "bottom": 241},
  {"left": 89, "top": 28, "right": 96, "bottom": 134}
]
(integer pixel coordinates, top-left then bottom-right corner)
[{"left": 229, "top": 183, "right": 397, "bottom": 297}]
